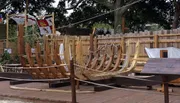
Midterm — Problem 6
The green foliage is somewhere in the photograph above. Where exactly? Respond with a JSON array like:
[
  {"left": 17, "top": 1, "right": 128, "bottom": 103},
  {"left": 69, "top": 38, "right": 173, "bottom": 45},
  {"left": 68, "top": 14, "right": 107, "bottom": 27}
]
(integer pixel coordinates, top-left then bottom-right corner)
[
  {"left": 24, "top": 25, "right": 41, "bottom": 47},
  {"left": 0, "top": 51, "right": 11, "bottom": 64},
  {"left": 8, "top": 24, "right": 18, "bottom": 42},
  {"left": 1, "top": 0, "right": 55, "bottom": 14},
  {"left": 0, "top": 51, "right": 20, "bottom": 64},
  {"left": 145, "top": 24, "right": 163, "bottom": 31},
  {"left": 67, "top": 0, "right": 112, "bottom": 28},
  {"left": 125, "top": 0, "right": 172, "bottom": 31},
  {"left": 93, "top": 23, "right": 113, "bottom": 29},
  {"left": 1, "top": 0, "right": 177, "bottom": 33},
  {"left": 59, "top": 0, "right": 174, "bottom": 32}
]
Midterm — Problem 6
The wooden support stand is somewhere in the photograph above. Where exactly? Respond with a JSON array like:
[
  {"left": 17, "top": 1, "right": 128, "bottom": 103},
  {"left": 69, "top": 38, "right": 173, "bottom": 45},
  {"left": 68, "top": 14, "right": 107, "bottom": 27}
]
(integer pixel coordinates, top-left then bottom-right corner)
[
  {"left": 157, "top": 50, "right": 173, "bottom": 93},
  {"left": 70, "top": 58, "right": 77, "bottom": 103},
  {"left": 162, "top": 76, "right": 169, "bottom": 103},
  {"left": 142, "top": 58, "right": 180, "bottom": 103}
]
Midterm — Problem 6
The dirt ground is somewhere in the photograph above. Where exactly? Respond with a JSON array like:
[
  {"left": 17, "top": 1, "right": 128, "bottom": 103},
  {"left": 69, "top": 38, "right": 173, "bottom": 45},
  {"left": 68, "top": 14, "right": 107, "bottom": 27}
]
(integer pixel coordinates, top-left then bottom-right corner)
[
  {"left": 0, "top": 96, "right": 61, "bottom": 103},
  {"left": 1, "top": 81, "right": 180, "bottom": 103}
]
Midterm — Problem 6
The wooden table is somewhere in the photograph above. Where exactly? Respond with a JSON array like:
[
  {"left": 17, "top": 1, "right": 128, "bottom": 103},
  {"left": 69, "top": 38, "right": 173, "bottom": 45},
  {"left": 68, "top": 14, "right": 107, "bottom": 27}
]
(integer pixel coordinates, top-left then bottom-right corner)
[{"left": 141, "top": 58, "right": 180, "bottom": 103}]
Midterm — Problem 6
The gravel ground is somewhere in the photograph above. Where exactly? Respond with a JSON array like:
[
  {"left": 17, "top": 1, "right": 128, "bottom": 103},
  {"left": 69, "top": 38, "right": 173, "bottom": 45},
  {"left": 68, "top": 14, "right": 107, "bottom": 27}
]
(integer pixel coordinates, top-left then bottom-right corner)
[{"left": 0, "top": 96, "right": 60, "bottom": 103}]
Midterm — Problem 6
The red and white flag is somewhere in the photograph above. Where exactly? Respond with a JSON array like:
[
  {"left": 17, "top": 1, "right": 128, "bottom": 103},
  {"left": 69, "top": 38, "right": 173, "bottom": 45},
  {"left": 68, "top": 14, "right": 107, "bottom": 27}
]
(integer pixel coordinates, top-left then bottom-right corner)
[
  {"left": 37, "top": 16, "right": 53, "bottom": 35},
  {"left": 10, "top": 14, "right": 36, "bottom": 26}
]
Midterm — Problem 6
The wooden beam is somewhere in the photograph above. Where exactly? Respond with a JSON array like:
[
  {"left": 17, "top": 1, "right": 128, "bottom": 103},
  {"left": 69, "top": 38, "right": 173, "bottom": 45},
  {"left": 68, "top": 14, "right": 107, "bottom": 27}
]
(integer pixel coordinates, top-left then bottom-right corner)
[
  {"left": 18, "top": 25, "right": 25, "bottom": 66},
  {"left": 154, "top": 35, "right": 159, "bottom": 48},
  {"left": 6, "top": 14, "right": 9, "bottom": 48}
]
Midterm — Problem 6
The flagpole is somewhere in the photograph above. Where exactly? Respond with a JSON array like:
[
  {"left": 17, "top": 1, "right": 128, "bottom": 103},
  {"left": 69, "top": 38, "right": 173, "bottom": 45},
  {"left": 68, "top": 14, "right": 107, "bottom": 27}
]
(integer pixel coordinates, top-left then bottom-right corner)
[
  {"left": 52, "top": 12, "right": 55, "bottom": 35},
  {"left": 25, "top": 0, "right": 28, "bottom": 36},
  {"left": 6, "top": 13, "right": 9, "bottom": 48}
]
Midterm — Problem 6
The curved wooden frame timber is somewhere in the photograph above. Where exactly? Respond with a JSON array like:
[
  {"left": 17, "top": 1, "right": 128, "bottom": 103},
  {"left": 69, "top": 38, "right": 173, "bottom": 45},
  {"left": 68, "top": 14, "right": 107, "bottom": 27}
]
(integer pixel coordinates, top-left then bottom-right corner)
[
  {"left": 35, "top": 42, "right": 51, "bottom": 78},
  {"left": 75, "top": 45, "right": 107, "bottom": 71},
  {"left": 101, "top": 45, "right": 115, "bottom": 72},
  {"left": 117, "top": 41, "right": 140, "bottom": 75},
  {"left": 110, "top": 45, "right": 122, "bottom": 72},
  {"left": 22, "top": 39, "right": 71, "bottom": 79},
  {"left": 85, "top": 45, "right": 107, "bottom": 69},
  {"left": 89, "top": 45, "right": 109, "bottom": 70},
  {"left": 117, "top": 40, "right": 131, "bottom": 72},
  {"left": 53, "top": 40, "right": 69, "bottom": 77},
  {"left": 25, "top": 43, "right": 43, "bottom": 79},
  {"left": 81, "top": 45, "right": 116, "bottom": 80},
  {"left": 95, "top": 53, "right": 107, "bottom": 70},
  {"left": 44, "top": 39, "right": 62, "bottom": 78},
  {"left": 74, "top": 45, "right": 108, "bottom": 80},
  {"left": 83, "top": 41, "right": 140, "bottom": 81}
]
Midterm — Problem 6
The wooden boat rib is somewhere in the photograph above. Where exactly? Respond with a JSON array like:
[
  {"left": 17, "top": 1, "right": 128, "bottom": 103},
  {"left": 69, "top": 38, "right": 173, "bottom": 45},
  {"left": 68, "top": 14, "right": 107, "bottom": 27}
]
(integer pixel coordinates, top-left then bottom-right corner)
[
  {"left": 44, "top": 39, "right": 60, "bottom": 78},
  {"left": 88, "top": 45, "right": 107, "bottom": 70},
  {"left": 110, "top": 45, "right": 122, "bottom": 72},
  {"left": 35, "top": 42, "right": 50, "bottom": 78},
  {"left": 25, "top": 43, "right": 43, "bottom": 79},
  {"left": 21, "top": 38, "right": 70, "bottom": 79},
  {"left": 101, "top": 45, "right": 115, "bottom": 72},
  {"left": 54, "top": 40, "right": 69, "bottom": 77},
  {"left": 82, "top": 41, "right": 140, "bottom": 81},
  {"left": 20, "top": 36, "right": 144, "bottom": 82}
]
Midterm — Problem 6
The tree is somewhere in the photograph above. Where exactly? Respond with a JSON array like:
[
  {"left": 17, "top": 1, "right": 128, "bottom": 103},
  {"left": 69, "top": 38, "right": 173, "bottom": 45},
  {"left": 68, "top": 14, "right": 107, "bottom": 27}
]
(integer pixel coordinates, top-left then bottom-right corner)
[
  {"left": 60, "top": 0, "right": 142, "bottom": 33},
  {"left": 125, "top": 0, "right": 172, "bottom": 31},
  {"left": 0, "top": 0, "right": 55, "bottom": 15},
  {"left": 172, "top": 0, "right": 180, "bottom": 29},
  {"left": 67, "top": 0, "right": 112, "bottom": 28},
  {"left": 61, "top": 0, "right": 172, "bottom": 32}
]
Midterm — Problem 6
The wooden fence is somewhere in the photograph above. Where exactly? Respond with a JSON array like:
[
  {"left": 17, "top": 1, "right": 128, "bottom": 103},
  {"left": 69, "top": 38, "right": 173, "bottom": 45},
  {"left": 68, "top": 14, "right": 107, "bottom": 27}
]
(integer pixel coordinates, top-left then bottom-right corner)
[
  {"left": 78, "top": 29, "right": 180, "bottom": 65},
  {"left": 1, "top": 28, "right": 180, "bottom": 65}
]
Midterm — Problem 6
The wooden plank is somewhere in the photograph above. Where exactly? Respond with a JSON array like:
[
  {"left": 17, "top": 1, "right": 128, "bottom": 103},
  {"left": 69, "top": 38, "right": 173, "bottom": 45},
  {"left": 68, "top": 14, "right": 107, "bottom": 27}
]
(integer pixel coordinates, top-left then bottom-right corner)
[
  {"left": 154, "top": 35, "right": 159, "bottom": 48},
  {"left": 44, "top": 36, "right": 58, "bottom": 78},
  {"left": 102, "top": 45, "right": 115, "bottom": 71},
  {"left": 35, "top": 42, "right": 49, "bottom": 78},
  {"left": 25, "top": 43, "right": 42, "bottom": 79},
  {"left": 110, "top": 45, "right": 122, "bottom": 71},
  {"left": 142, "top": 58, "right": 180, "bottom": 75},
  {"left": 54, "top": 40, "right": 68, "bottom": 77},
  {"left": 18, "top": 25, "right": 25, "bottom": 66}
]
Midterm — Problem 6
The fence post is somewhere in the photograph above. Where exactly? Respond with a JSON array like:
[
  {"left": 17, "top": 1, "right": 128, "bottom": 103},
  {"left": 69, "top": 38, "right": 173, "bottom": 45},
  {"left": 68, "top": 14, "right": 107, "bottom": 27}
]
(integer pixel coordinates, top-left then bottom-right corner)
[
  {"left": 70, "top": 58, "right": 77, "bottom": 103},
  {"left": 149, "top": 31, "right": 153, "bottom": 48},
  {"left": 121, "top": 37, "right": 125, "bottom": 54},
  {"left": 90, "top": 28, "right": 95, "bottom": 57},
  {"left": 154, "top": 35, "right": 159, "bottom": 48},
  {"left": 94, "top": 37, "right": 98, "bottom": 52},
  {"left": 72, "top": 37, "right": 76, "bottom": 62}
]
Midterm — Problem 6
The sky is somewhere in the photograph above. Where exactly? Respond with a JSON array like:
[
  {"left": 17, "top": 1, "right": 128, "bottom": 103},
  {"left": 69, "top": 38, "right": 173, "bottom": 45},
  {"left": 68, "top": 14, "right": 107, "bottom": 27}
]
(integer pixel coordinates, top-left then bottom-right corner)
[
  {"left": 52, "top": 0, "right": 73, "bottom": 16},
  {"left": 52, "top": 0, "right": 59, "bottom": 7}
]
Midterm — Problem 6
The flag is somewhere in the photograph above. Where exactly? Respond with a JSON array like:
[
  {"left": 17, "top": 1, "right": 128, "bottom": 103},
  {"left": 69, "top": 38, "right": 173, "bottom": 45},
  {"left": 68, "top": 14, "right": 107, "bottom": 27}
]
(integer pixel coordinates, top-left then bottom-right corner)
[
  {"left": 0, "top": 14, "right": 3, "bottom": 23},
  {"left": 10, "top": 14, "right": 36, "bottom": 26},
  {"left": 37, "top": 16, "right": 53, "bottom": 35}
]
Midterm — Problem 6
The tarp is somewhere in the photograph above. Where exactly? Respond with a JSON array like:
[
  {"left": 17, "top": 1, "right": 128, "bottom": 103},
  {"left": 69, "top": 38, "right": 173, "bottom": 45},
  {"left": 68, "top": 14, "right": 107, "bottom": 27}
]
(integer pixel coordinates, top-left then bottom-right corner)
[{"left": 145, "top": 47, "right": 180, "bottom": 58}]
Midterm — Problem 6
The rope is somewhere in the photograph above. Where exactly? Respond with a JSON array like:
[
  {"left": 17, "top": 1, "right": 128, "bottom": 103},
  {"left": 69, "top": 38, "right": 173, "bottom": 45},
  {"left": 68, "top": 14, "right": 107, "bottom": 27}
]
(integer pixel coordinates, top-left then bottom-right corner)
[
  {"left": 57, "top": 0, "right": 143, "bottom": 29},
  {"left": 1, "top": 64, "right": 68, "bottom": 70},
  {"left": 74, "top": 63, "right": 104, "bottom": 73},
  {"left": 74, "top": 63, "right": 179, "bottom": 84},
  {"left": 75, "top": 78, "right": 180, "bottom": 96},
  {"left": 0, "top": 76, "right": 69, "bottom": 82},
  {"left": 89, "top": 45, "right": 107, "bottom": 54}
]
